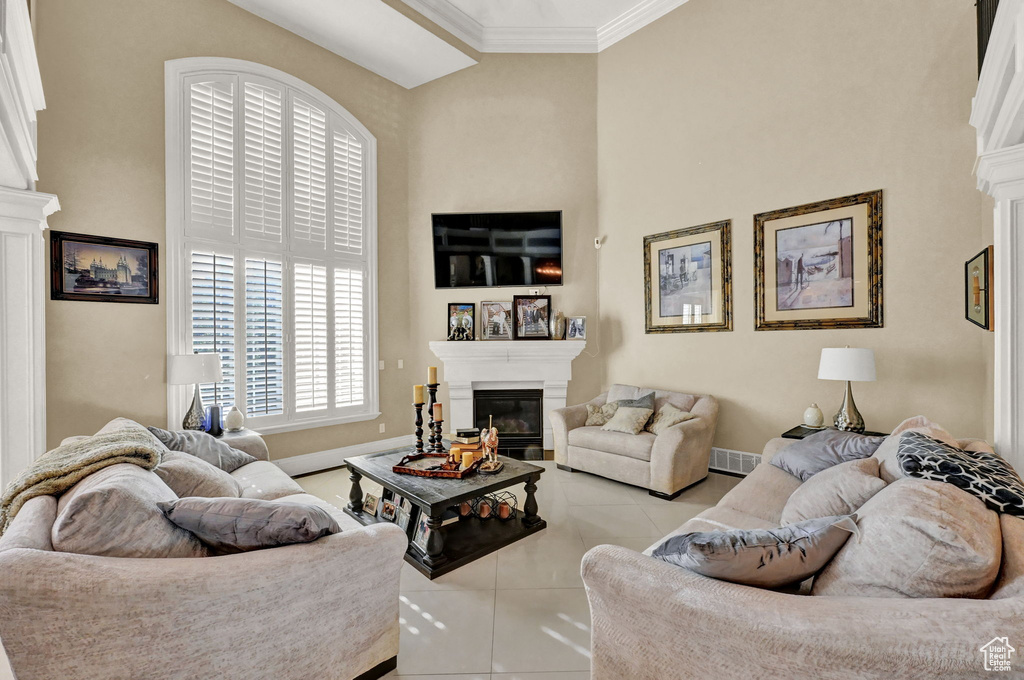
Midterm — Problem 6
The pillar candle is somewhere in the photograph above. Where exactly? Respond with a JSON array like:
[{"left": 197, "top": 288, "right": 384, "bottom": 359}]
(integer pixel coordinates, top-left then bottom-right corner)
[
  {"left": 428, "top": 366, "right": 437, "bottom": 384},
  {"left": 433, "top": 402, "right": 442, "bottom": 422},
  {"left": 413, "top": 384, "right": 424, "bottom": 404},
  {"left": 450, "top": 447, "right": 462, "bottom": 464}
]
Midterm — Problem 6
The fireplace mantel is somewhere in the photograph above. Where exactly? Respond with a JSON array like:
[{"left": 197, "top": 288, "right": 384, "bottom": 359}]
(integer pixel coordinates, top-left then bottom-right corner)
[{"left": 428, "top": 340, "right": 586, "bottom": 449}]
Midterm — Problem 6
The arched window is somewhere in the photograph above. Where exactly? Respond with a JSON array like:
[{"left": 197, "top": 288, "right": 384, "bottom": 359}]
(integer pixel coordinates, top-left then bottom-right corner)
[{"left": 165, "top": 58, "right": 378, "bottom": 434}]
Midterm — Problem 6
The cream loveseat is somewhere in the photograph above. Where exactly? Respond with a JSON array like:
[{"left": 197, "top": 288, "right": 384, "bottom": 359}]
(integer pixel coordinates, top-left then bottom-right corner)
[
  {"left": 550, "top": 384, "right": 718, "bottom": 499},
  {"left": 0, "top": 431, "right": 407, "bottom": 680},
  {"left": 581, "top": 435, "right": 1024, "bottom": 680}
]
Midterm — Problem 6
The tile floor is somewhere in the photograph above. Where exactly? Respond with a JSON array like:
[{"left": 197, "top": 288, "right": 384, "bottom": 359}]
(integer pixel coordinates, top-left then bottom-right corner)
[{"left": 297, "top": 462, "right": 741, "bottom": 680}]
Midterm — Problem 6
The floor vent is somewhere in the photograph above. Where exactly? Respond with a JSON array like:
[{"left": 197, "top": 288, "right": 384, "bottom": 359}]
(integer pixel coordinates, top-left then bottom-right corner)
[{"left": 710, "top": 447, "right": 760, "bottom": 476}]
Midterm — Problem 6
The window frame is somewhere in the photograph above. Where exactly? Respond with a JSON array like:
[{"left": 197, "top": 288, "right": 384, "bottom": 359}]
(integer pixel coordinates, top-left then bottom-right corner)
[{"left": 165, "top": 57, "right": 379, "bottom": 435}]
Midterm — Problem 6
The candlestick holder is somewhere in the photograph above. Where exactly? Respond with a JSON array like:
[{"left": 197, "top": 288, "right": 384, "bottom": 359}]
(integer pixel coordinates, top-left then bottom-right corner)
[
  {"left": 413, "top": 402, "right": 425, "bottom": 454},
  {"left": 432, "top": 419, "right": 446, "bottom": 454},
  {"left": 426, "top": 382, "right": 439, "bottom": 451}
]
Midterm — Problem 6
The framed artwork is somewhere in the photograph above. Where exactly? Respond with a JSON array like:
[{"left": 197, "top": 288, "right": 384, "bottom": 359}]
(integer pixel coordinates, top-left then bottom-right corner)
[
  {"left": 965, "top": 246, "right": 993, "bottom": 331},
  {"left": 362, "top": 493, "right": 380, "bottom": 516},
  {"left": 50, "top": 231, "right": 158, "bottom": 304},
  {"left": 447, "top": 303, "right": 475, "bottom": 341},
  {"left": 412, "top": 514, "right": 430, "bottom": 554},
  {"left": 644, "top": 220, "right": 732, "bottom": 333},
  {"left": 567, "top": 316, "right": 587, "bottom": 340},
  {"left": 395, "top": 507, "right": 412, "bottom": 533},
  {"left": 512, "top": 295, "right": 552, "bottom": 340},
  {"left": 378, "top": 498, "right": 397, "bottom": 522},
  {"left": 754, "top": 190, "right": 882, "bottom": 331},
  {"left": 480, "top": 301, "right": 513, "bottom": 340}
]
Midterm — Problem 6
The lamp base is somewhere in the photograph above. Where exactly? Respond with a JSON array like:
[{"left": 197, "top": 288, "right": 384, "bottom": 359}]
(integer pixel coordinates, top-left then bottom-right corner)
[
  {"left": 182, "top": 385, "right": 205, "bottom": 430},
  {"left": 833, "top": 380, "right": 865, "bottom": 433}
]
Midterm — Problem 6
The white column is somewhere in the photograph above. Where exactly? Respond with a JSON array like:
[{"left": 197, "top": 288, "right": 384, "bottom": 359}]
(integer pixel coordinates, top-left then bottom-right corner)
[{"left": 0, "top": 187, "right": 59, "bottom": 489}]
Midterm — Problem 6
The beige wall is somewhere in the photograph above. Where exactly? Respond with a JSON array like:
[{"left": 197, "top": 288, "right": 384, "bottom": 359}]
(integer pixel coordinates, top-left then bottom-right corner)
[
  {"left": 596, "top": 0, "right": 994, "bottom": 453},
  {"left": 36, "top": 0, "right": 412, "bottom": 457},
  {"left": 407, "top": 54, "right": 602, "bottom": 409}
]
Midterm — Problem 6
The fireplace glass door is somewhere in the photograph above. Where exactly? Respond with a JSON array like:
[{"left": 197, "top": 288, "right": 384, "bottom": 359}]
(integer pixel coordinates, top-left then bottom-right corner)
[{"left": 473, "top": 389, "right": 544, "bottom": 460}]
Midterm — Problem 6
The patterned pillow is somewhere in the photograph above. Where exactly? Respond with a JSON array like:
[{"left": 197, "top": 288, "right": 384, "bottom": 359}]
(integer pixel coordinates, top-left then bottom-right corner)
[
  {"left": 585, "top": 402, "right": 619, "bottom": 427},
  {"left": 601, "top": 406, "right": 655, "bottom": 435},
  {"left": 646, "top": 403, "right": 697, "bottom": 435},
  {"left": 897, "top": 431, "right": 1024, "bottom": 516}
]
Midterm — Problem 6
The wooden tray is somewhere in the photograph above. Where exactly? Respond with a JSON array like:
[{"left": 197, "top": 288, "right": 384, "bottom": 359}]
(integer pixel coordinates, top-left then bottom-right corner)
[{"left": 393, "top": 452, "right": 482, "bottom": 479}]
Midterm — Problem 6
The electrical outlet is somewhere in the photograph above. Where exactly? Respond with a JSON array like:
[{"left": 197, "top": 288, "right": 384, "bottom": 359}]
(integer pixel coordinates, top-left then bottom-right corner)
[
  {"left": 398, "top": 359, "right": 404, "bottom": 369},
  {"left": 379, "top": 423, "right": 386, "bottom": 434},
  {"left": 379, "top": 360, "right": 385, "bottom": 371}
]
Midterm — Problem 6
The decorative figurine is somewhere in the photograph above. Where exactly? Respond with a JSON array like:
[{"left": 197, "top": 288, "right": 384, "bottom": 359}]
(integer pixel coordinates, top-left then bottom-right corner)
[{"left": 479, "top": 415, "right": 503, "bottom": 474}]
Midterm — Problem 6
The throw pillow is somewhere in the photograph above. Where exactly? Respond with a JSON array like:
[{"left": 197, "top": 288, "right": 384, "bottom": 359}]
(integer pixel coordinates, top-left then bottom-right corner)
[
  {"left": 52, "top": 463, "right": 207, "bottom": 558},
  {"left": 147, "top": 427, "right": 257, "bottom": 472},
  {"left": 812, "top": 478, "right": 1001, "bottom": 598},
  {"left": 771, "top": 429, "right": 886, "bottom": 481},
  {"left": 646, "top": 403, "right": 696, "bottom": 436},
  {"left": 615, "top": 392, "right": 655, "bottom": 411},
  {"left": 601, "top": 406, "right": 655, "bottom": 435},
  {"left": 585, "top": 402, "right": 619, "bottom": 427},
  {"left": 606, "top": 384, "right": 651, "bottom": 403},
  {"left": 897, "top": 431, "right": 1024, "bottom": 516},
  {"left": 781, "top": 457, "right": 886, "bottom": 525},
  {"left": 652, "top": 515, "right": 858, "bottom": 588},
  {"left": 155, "top": 449, "right": 243, "bottom": 499},
  {"left": 872, "top": 416, "right": 957, "bottom": 483},
  {"left": 159, "top": 497, "right": 341, "bottom": 554}
]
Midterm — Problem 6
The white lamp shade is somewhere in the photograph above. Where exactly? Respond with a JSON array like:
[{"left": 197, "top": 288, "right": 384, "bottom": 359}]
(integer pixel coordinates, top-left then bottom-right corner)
[
  {"left": 818, "top": 347, "right": 876, "bottom": 382},
  {"left": 168, "top": 353, "right": 223, "bottom": 385}
]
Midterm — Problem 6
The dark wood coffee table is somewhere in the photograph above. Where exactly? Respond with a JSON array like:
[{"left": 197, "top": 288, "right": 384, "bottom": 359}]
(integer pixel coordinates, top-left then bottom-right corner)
[{"left": 343, "top": 446, "right": 546, "bottom": 579}]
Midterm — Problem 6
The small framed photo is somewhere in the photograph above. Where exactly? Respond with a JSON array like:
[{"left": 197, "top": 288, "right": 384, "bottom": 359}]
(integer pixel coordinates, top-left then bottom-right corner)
[
  {"left": 412, "top": 514, "right": 431, "bottom": 554},
  {"left": 395, "top": 507, "right": 412, "bottom": 532},
  {"left": 566, "top": 316, "right": 586, "bottom": 340},
  {"left": 512, "top": 295, "right": 552, "bottom": 340},
  {"left": 50, "top": 231, "right": 159, "bottom": 304},
  {"left": 447, "top": 303, "right": 475, "bottom": 341},
  {"left": 379, "top": 498, "right": 397, "bottom": 522},
  {"left": 965, "top": 246, "right": 993, "bottom": 331},
  {"left": 480, "top": 301, "right": 513, "bottom": 340},
  {"left": 362, "top": 493, "right": 380, "bottom": 516},
  {"left": 397, "top": 495, "right": 412, "bottom": 513}
]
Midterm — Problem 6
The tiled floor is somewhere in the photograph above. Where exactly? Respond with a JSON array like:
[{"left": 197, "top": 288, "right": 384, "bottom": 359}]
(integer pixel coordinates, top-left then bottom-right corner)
[{"left": 297, "top": 462, "right": 741, "bottom": 680}]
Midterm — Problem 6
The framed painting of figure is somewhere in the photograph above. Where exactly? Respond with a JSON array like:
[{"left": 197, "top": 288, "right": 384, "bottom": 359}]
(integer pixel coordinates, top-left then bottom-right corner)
[
  {"left": 754, "top": 190, "right": 882, "bottom": 331},
  {"left": 644, "top": 220, "right": 732, "bottom": 333}
]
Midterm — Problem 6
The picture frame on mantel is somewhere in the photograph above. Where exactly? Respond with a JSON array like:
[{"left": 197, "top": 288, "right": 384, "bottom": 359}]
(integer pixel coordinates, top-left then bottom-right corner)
[
  {"left": 512, "top": 295, "right": 552, "bottom": 340},
  {"left": 754, "top": 190, "right": 883, "bottom": 331},
  {"left": 50, "top": 231, "right": 159, "bottom": 304},
  {"left": 965, "top": 245, "right": 994, "bottom": 331},
  {"left": 644, "top": 220, "right": 732, "bottom": 333}
]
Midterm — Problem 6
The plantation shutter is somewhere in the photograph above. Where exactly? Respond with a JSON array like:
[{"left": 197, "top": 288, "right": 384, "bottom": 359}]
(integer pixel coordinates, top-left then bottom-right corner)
[
  {"left": 190, "top": 250, "right": 236, "bottom": 407},
  {"left": 332, "top": 129, "right": 363, "bottom": 256},
  {"left": 293, "top": 262, "right": 329, "bottom": 412},
  {"left": 291, "top": 96, "right": 328, "bottom": 252},
  {"left": 187, "top": 78, "right": 235, "bottom": 238},
  {"left": 245, "top": 257, "right": 285, "bottom": 416},
  {"left": 241, "top": 81, "right": 284, "bottom": 244},
  {"left": 334, "top": 266, "right": 364, "bottom": 407}
]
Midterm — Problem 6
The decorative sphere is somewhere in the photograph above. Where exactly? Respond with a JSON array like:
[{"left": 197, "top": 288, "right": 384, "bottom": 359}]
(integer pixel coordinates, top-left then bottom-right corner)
[{"left": 224, "top": 406, "right": 245, "bottom": 432}]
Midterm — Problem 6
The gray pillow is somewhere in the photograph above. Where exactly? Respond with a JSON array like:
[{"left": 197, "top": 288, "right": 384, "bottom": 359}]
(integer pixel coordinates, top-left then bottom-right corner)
[
  {"left": 771, "top": 429, "right": 886, "bottom": 481},
  {"left": 159, "top": 497, "right": 341, "bottom": 554},
  {"left": 155, "top": 450, "right": 243, "bottom": 498},
  {"left": 652, "top": 515, "right": 858, "bottom": 588},
  {"left": 148, "top": 427, "right": 257, "bottom": 472},
  {"left": 616, "top": 392, "right": 655, "bottom": 411}
]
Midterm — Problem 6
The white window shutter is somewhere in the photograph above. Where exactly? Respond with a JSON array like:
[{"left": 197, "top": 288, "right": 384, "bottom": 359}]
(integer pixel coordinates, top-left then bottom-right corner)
[
  {"left": 332, "top": 128, "right": 363, "bottom": 256},
  {"left": 293, "top": 261, "right": 329, "bottom": 411},
  {"left": 334, "top": 266, "right": 364, "bottom": 407},
  {"left": 187, "top": 78, "right": 235, "bottom": 238},
  {"left": 190, "top": 250, "right": 236, "bottom": 407},
  {"left": 244, "top": 257, "right": 285, "bottom": 416},
  {"left": 241, "top": 81, "right": 284, "bottom": 244},
  {"left": 291, "top": 96, "right": 328, "bottom": 252}
]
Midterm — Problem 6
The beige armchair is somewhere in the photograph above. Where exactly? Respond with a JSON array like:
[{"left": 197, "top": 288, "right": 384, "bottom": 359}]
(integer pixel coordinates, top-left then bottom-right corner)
[{"left": 549, "top": 384, "right": 719, "bottom": 499}]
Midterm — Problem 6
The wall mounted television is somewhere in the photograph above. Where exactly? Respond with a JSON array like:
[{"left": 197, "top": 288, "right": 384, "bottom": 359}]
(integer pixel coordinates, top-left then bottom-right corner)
[{"left": 432, "top": 211, "right": 563, "bottom": 289}]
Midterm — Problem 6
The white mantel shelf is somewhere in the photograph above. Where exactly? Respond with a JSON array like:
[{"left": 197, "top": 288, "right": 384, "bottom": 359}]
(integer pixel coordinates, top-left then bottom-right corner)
[{"left": 428, "top": 340, "right": 586, "bottom": 449}]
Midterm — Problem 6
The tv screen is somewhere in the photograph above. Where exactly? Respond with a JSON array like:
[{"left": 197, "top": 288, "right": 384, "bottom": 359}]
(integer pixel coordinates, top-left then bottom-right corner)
[{"left": 432, "top": 211, "right": 562, "bottom": 289}]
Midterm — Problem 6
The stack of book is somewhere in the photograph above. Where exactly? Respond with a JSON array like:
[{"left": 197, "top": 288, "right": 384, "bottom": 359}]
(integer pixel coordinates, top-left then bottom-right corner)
[{"left": 449, "top": 428, "right": 480, "bottom": 445}]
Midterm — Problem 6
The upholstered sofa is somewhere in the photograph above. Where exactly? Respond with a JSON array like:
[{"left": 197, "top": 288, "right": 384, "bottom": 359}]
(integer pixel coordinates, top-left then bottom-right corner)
[
  {"left": 0, "top": 430, "right": 406, "bottom": 680},
  {"left": 550, "top": 384, "right": 718, "bottom": 499},
  {"left": 581, "top": 434, "right": 1024, "bottom": 679}
]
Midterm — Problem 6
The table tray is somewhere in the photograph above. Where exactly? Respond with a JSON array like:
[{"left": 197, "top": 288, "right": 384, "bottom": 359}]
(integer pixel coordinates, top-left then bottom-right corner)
[{"left": 393, "top": 452, "right": 482, "bottom": 479}]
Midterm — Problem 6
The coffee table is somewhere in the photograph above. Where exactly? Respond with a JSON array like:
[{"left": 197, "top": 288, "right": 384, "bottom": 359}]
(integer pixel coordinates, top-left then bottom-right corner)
[{"left": 344, "top": 446, "right": 546, "bottom": 579}]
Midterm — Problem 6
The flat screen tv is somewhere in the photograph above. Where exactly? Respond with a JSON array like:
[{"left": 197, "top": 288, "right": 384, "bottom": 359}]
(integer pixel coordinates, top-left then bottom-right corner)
[{"left": 432, "top": 211, "right": 562, "bottom": 289}]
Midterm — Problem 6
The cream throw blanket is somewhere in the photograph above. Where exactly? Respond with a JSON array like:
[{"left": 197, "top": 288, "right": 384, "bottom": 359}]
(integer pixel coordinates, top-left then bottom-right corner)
[{"left": 0, "top": 420, "right": 164, "bottom": 535}]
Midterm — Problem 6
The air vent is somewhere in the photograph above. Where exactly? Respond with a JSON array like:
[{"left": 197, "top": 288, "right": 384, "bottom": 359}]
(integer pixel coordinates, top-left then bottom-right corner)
[{"left": 710, "top": 447, "right": 760, "bottom": 476}]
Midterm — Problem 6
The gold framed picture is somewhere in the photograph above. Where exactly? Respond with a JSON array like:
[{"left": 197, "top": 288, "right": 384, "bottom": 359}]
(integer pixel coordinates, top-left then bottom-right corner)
[
  {"left": 644, "top": 220, "right": 732, "bottom": 333},
  {"left": 754, "top": 190, "right": 882, "bottom": 331}
]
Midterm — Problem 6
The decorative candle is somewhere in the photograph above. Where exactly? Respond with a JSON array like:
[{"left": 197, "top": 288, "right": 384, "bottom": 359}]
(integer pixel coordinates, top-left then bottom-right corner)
[
  {"left": 433, "top": 402, "right": 442, "bottom": 422},
  {"left": 450, "top": 447, "right": 463, "bottom": 464},
  {"left": 413, "top": 384, "right": 424, "bottom": 404},
  {"left": 428, "top": 366, "right": 437, "bottom": 384}
]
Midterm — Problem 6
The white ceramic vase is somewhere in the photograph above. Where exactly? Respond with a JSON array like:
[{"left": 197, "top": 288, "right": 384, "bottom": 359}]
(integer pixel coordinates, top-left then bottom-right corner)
[
  {"left": 224, "top": 406, "right": 245, "bottom": 432},
  {"left": 803, "top": 403, "right": 824, "bottom": 428}
]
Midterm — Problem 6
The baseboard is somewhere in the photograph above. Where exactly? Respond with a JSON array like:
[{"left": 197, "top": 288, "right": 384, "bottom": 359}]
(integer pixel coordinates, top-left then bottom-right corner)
[
  {"left": 274, "top": 435, "right": 415, "bottom": 477},
  {"left": 709, "top": 447, "right": 760, "bottom": 476}
]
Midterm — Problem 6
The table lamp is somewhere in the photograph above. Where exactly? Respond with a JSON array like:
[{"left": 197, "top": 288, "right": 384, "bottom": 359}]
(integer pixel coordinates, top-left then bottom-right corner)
[
  {"left": 168, "top": 353, "right": 222, "bottom": 430},
  {"left": 817, "top": 347, "right": 875, "bottom": 433}
]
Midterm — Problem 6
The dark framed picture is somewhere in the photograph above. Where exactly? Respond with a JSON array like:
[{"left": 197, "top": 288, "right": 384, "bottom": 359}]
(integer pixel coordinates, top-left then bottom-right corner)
[
  {"left": 412, "top": 514, "right": 430, "bottom": 554},
  {"left": 754, "top": 190, "right": 882, "bottom": 330},
  {"left": 447, "top": 303, "right": 475, "bottom": 341},
  {"left": 378, "top": 498, "right": 397, "bottom": 522},
  {"left": 966, "top": 246, "right": 993, "bottom": 331},
  {"left": 480, "top": 301, "right": 513, "bottom": 340},
  {"left": 644, "top": 220, "right": 732, "bottom": 333},
  {"left": 512, "top": 295, "right": 552, "bottom": 340},
  {"left": 50, "top": 231, "right": 158, "bottom": 304},
  {"left": 567, "top": 316, "right": 587, "bottom": 340}
]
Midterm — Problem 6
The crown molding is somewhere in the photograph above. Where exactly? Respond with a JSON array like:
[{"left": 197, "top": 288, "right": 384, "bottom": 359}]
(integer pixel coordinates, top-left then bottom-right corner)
[{"left": 401, "top": 0, "right": 691, "bottom": 54}]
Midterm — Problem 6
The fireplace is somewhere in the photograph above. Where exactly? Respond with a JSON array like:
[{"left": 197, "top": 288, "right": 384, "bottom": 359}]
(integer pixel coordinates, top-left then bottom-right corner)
[{"left": 473, "top": 389, "right": 544, "bottom": 460}]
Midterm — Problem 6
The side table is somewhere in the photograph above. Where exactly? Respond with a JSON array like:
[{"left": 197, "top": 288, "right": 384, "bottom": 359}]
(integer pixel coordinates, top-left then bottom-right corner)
[{"left": 782, "top": 425, "right": 887, "bottom": 440}]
